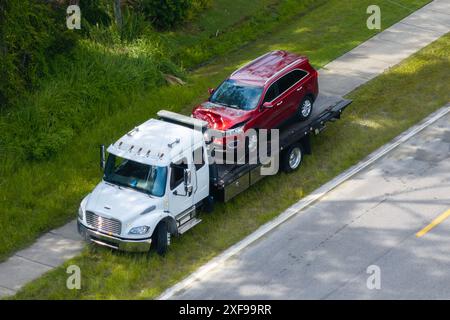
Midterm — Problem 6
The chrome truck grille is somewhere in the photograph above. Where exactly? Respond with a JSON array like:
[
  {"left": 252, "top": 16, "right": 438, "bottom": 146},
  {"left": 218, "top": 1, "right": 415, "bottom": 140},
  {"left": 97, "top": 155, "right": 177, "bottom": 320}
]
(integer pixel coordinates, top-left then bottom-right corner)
[{"left": 85, "top": 211, "right": 122, "bottom": 235}]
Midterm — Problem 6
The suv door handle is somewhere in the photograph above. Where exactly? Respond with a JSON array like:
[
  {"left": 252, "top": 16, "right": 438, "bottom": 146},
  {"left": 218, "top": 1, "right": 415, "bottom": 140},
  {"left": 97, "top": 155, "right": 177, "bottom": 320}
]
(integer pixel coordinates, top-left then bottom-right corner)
[
  {"left": 276, "top": 101, "right": 283, "bottom": 106},
  {"left": 296, "top": 86, "right": 303, "bottom": 92}
]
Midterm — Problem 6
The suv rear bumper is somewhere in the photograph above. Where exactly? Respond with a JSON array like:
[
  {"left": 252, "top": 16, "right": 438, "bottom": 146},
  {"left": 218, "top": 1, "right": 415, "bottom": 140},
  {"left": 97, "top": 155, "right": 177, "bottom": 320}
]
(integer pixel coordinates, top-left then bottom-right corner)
[{"left": 77, "top": 220, "right": 152, "bottom": 252}]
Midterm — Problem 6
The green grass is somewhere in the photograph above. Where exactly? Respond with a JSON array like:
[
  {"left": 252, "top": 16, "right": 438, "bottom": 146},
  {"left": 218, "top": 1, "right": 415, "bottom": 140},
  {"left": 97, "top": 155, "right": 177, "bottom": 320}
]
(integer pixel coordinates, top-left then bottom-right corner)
[
  {"left": 7, "top": 2, "right": 448, "bottom": 300},
  {"left": 165, "top": 0, "right": 324, "bottom": 68},
  {"left": 169, "top": 0, "right": 279, "bottom": 45}
]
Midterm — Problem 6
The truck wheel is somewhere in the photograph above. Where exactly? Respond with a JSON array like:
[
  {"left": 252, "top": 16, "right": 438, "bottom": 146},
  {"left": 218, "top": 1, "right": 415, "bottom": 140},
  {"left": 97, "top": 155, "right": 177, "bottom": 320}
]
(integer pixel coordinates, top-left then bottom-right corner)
[
  {"left": 281, "top": 143, "right": 303, "bottom": 173},
  {"left": 298, "top": 97, "right": 313, "bottom": 121},
  {"left": 202, "top": 195, "right": 215, "bottom": 214},
  {"left": 152, "top": 221, "right": 169, "bottom": 256}
]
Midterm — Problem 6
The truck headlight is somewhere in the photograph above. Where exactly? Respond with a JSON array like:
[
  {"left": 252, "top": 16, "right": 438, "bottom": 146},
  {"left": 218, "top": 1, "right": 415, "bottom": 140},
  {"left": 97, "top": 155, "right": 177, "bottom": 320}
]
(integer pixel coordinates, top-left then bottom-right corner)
[
  {"left": 129, "top": 226, "right": 150, "bottom": 235},
  {"left": 78, "top": 206, "right": 84, "bottom": 220}
]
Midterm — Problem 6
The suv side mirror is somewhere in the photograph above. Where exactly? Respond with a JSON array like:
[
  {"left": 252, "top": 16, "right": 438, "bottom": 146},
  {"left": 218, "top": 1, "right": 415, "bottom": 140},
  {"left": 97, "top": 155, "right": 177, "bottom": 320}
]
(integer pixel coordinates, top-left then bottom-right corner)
[
  {"left": 208, "top": 88, "right": 215, "bottom": 95},
  {"left": 263, "top": 102, "right": 274, "bottom": 109},
  {"left": 100, "top": 144, "right": 106, "bottom": 170}
]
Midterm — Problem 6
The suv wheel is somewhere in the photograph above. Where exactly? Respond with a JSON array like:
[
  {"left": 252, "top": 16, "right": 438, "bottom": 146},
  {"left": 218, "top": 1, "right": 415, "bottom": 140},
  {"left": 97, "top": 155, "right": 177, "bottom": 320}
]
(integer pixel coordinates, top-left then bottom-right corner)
[{"left": 298, "top": 97, "right": 313, "bottom": 120}]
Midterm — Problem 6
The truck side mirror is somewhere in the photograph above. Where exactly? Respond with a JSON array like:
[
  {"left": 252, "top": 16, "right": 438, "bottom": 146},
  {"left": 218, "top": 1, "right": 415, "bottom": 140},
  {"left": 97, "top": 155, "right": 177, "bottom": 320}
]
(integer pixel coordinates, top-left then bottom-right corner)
[
  {"left": 262, "top": 102, "right": 274, "bottom": 109},
  {"left": 184, "top": 169, "right": 193, "bottom": 196},
  {"left": 100, "top": 144, "right": 106, "bottom": 170},
  {"left": 208, "top": 88, "right": 215, "bottom": 95},
  {"left": 184, "top": 169, "right": 192, "bottom": 185}
]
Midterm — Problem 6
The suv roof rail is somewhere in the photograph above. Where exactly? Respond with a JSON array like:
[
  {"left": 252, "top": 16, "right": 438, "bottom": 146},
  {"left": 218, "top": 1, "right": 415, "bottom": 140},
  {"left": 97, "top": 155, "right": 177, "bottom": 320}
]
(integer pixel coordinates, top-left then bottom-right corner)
[
  {"left": 264, "top": 57, "right": 306, "bottom": 84},
  {"left": 230, "top": 51, "right": 274, "bottom": 77}
]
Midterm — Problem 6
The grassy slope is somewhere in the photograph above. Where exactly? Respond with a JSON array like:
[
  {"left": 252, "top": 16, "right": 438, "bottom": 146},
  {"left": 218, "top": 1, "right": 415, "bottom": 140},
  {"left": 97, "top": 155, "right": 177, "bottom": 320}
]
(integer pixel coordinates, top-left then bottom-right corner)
[
  {"left": 168, "top": 0, "right": 279, "bottom": 47},
  {"left": 11, "top": 2, "right": 448, "bottom": 300},
  {"left": 166, "top": 0, "right": 319, "bottom": 68}
]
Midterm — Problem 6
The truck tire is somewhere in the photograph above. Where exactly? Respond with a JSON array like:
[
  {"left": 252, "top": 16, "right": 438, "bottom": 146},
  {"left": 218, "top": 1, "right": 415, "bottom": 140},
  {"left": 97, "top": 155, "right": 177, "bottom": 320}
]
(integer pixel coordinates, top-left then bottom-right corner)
[
  {"left": 152, "top": 221, "right": 169, "bottom": 256},
  {"left": 281, "top": 143, "right": 303, "bottom": 173},
  {"left": 298, "top": 96, "right": 313, "bottom": 121}
]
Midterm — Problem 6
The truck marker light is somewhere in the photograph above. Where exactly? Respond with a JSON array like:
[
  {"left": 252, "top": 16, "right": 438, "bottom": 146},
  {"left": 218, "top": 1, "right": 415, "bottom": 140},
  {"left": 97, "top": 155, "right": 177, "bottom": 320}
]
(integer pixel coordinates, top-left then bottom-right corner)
[{"left": 127, "top": 126, "right": 139, "bottom": 136}]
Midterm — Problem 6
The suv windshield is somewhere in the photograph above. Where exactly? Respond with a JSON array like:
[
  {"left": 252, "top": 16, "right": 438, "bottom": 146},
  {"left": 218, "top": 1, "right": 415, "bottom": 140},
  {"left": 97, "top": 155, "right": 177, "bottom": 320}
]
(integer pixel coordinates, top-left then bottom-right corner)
[
  {"left": 210, "top": 79, "right": 263, "bottom": 110},
  {"left": 104, "top": 154, "right": 167, "bottom": 197}
]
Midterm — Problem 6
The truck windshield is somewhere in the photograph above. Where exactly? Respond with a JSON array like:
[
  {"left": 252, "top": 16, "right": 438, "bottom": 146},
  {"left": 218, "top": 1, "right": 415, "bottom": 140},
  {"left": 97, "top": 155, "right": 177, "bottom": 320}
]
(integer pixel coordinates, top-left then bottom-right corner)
[
  {"left": 104, "top": 154, "right": 167, "bottom": 197},
  {"left": 210, "top": 79, "right": 263, "bottom": 110}
]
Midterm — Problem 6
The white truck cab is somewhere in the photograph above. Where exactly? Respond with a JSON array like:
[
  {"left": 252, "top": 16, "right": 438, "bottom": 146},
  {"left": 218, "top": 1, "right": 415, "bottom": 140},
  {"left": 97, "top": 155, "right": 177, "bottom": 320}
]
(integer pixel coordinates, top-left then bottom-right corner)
[{"left": 78, "top": 111, "right": 211, "bottom": 255}]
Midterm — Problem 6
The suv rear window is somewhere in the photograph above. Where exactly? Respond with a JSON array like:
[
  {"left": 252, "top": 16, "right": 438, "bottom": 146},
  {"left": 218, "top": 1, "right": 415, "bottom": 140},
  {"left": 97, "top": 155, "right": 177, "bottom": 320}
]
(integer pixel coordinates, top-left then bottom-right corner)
[{"left": 277, "top": 69, "right": 308, "bottom": 95}]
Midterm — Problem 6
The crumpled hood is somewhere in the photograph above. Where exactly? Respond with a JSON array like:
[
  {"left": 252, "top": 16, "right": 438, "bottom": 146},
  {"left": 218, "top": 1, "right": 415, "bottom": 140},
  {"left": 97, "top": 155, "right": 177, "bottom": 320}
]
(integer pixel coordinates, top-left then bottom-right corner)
[
  {"left": 192, "top": 102, "right": 252, "bottom": 130},
  {"left": 85, "top": 181, "right": 161, "bottom": 224}
]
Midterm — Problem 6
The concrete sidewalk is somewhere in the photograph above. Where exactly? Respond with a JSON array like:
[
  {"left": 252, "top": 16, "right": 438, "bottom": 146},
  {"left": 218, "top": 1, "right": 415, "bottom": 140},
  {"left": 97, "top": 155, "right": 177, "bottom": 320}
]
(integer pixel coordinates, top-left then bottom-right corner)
[
  {"left": 319, "top": 0, "right": 450, "bottom": 96},
  {"left": 1, "top": 0, "right": 449, "bottom": 298}
]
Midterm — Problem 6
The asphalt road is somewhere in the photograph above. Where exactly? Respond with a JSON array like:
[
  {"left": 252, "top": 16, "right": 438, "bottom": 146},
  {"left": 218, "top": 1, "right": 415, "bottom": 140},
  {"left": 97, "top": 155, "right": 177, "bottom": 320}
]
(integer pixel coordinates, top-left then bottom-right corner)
[{"left": 171, "top": 110, "right": 450, "bottom": 299}]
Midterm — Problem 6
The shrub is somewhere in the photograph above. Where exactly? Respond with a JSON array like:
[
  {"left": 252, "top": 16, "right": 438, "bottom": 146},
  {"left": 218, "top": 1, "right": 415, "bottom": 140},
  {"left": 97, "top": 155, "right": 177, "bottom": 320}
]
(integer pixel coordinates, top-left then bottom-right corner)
[
  {"left": 135, "top": 0, "right": 191, "bottom": 30},
  {"left": 0, "top": 0, "right": 77, "bottom": 108},
  {"left": 1, "top": 38, "right": 182, "bottom": 161},
  {"left": 79, "top": 0, "right": 112, "bottom": 27}
]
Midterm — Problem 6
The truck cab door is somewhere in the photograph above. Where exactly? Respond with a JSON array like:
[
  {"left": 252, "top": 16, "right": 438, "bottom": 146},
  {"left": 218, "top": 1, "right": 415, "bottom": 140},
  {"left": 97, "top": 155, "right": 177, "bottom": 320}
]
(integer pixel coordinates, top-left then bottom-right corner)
[
  {"left": 168, "top": 158, "right": 195, "bottom": 216},
  {"left": 192, "top": 146, "right": 209, "bottom": 204}
]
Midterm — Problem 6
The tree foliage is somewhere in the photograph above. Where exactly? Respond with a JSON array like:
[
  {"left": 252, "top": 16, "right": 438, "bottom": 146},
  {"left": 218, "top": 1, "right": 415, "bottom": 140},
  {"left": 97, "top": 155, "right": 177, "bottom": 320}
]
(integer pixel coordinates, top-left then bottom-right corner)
[{"left": 0, "top": 0, "right": 77, "bottom": 108}]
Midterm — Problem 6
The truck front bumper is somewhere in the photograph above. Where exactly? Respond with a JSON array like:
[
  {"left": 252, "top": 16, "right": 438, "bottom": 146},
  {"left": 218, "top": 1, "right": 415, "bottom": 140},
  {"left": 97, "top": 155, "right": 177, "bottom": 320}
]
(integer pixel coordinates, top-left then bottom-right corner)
[{"left": 77, "top": 220, "right": 152, "bottom": 253}]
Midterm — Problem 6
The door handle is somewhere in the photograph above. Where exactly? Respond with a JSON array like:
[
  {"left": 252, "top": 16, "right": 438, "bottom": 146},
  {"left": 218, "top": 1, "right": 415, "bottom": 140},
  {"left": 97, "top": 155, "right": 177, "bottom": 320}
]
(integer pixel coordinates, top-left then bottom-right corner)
[
  {"left": 296, "top": 86, "right": 303, "bottom": 92},
  {"left": 276, "top": 101, "right": 283, "bottom": 106}
]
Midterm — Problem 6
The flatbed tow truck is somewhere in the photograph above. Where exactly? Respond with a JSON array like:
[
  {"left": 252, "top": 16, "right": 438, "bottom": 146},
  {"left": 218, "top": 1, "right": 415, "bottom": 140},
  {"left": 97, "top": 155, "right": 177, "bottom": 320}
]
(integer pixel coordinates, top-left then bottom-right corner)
[{"left": 77, "top": 94, "right": 352, "bottom": 254}]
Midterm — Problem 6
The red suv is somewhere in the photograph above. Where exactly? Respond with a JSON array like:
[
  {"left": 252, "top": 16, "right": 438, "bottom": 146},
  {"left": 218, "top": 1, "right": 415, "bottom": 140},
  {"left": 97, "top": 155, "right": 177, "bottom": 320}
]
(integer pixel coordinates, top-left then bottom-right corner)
[{"left": 192, "top": 50, "right": 318, "bottom": 152}]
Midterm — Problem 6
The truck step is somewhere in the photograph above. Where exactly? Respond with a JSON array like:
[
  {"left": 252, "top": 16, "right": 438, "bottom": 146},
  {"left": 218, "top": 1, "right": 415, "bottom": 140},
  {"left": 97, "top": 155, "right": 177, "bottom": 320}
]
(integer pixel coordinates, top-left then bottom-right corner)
[{"left": 178, "top": 218, "right": 202, "bottom": 235}]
